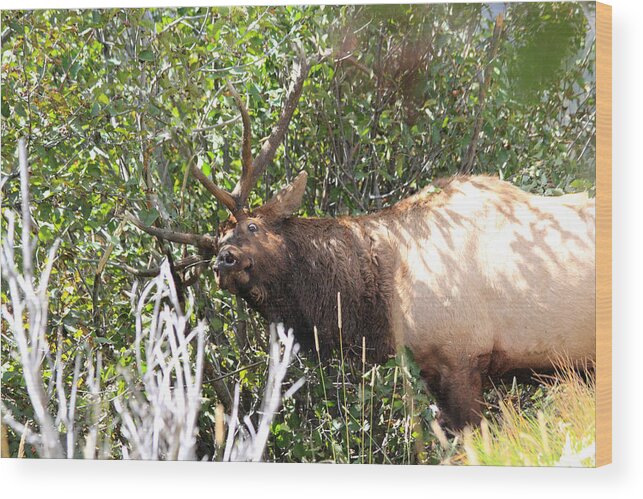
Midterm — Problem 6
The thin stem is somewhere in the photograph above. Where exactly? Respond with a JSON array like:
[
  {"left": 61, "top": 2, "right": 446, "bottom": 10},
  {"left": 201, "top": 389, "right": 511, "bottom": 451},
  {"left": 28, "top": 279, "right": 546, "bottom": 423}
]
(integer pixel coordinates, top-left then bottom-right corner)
[
  {"left": 314, "top": 326, "right": 337, "bottom": 462},
  {"left": 337, "top": 292, "right": 350, "bottom": 462}
]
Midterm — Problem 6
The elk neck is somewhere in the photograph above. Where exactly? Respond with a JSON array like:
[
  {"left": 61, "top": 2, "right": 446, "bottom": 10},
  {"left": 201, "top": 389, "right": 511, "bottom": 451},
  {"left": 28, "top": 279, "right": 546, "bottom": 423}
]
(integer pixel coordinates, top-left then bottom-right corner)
[{"left": 239, "top": 215, "right": 397, "bottom": 363}]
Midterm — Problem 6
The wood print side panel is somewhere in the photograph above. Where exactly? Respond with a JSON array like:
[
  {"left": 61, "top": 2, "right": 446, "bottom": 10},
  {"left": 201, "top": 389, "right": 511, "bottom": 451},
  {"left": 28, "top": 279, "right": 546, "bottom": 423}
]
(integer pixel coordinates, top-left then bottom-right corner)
[{"left": 596, "top": 1, "right": 612, "bottom": 468}]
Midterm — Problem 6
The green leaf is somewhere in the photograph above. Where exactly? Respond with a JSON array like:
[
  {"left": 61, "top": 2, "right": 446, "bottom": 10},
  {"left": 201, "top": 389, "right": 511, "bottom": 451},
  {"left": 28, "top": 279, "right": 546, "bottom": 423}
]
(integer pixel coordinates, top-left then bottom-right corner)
[
  {"left": 138, "top": 49, "right": 155, "bottom": 62},
  {"left": 70, "top": 61, "right": 82, "bottom": 79},
  {"left": 14, "top": 102, "right": 27, "bottom": 118},
  {"left": 139, "top": 208, "right": 159, "bottom": 226}
]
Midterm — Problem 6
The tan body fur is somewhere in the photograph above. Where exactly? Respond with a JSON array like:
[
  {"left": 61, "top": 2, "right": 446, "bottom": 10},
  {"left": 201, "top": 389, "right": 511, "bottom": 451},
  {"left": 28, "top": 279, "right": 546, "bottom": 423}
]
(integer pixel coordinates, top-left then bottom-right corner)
[{"left": 361, "top": 176, "right": 595, "bottom": 427}]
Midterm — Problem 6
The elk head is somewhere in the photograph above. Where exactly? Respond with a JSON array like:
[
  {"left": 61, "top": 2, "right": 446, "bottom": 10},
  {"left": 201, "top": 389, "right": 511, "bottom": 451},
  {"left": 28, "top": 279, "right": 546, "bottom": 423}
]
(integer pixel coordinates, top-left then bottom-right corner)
[
  {"left": 126, "top": 50, "right": 311, "bottom": 295},
  {"left": 214, "top": 170, "right": 307, "bottom": 297}
]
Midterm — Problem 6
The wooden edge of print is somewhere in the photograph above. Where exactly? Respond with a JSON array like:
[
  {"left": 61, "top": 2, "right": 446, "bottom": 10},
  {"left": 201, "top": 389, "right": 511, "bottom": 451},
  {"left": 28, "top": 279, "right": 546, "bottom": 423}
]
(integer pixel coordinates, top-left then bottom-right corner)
[{"left": 596, "top": 1, "right": 612, "bottom": 467}]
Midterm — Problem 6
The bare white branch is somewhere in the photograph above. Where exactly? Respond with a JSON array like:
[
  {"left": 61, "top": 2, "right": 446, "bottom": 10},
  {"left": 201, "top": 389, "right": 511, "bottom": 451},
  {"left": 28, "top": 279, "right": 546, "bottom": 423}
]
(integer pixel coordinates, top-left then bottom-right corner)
[
  {"left": 114, "top": 260, "right": 206, "bottom": 460},
  {"left": 223, "top": 323, "right": 304, "bottom": 462},
  {"left": 1, "top": 140, "right": 63, "bottom": 458},
  {"left": 1, "top": 140, "right": 103, "bottom": 459}
]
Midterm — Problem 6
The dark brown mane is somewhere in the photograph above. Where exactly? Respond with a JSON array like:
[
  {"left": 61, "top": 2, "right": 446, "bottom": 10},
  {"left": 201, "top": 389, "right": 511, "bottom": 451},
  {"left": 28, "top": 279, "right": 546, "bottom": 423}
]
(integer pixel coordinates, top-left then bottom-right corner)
[{"left": 241, "top": 216, "right": 395, "bottom": 363}]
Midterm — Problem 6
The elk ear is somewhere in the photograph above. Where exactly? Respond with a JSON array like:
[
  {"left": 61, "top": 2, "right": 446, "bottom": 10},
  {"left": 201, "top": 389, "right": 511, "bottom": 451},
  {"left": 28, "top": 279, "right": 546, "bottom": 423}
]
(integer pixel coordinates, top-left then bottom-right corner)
[{"left": 257, "top": 171, "right": 308, "bottom": 220}]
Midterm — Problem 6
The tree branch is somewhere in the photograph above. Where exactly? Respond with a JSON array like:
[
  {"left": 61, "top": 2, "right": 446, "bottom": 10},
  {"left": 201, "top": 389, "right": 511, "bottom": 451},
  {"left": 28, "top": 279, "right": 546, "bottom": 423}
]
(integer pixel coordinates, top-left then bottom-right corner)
[
  {"left": 460, "top": 14, "right": 504, "bottom": 174},
  {"left": 119, "top": 254, "right": 210, "bottom": 278}
]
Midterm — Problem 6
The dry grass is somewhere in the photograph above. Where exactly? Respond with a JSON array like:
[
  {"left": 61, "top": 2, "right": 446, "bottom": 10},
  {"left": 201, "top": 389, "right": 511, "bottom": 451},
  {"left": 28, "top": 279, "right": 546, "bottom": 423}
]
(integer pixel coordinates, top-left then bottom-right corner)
[{"left": 453, "top": 365, "right": 596, "bottom": 467}]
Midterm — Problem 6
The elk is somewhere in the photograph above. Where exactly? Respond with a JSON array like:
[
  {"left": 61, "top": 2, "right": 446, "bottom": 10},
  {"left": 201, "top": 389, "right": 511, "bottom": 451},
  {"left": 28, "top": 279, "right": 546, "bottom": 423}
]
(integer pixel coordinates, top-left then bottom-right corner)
[{"left": 127, "top": 52, "right": 596, "bottom": 430}]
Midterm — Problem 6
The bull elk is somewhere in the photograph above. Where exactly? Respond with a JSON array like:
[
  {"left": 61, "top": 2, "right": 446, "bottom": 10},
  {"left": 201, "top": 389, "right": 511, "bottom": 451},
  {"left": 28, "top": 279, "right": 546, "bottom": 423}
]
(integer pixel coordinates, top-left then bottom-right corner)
[{"left": 127, "top": 52, "right": 596, "bottom": 430}]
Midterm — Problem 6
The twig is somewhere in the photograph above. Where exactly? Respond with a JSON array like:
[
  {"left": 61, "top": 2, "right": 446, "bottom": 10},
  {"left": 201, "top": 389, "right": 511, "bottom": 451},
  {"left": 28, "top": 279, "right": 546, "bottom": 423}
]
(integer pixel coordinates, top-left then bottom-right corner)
[
  {"left": 205, "top": 360, "right": 267, "bottom": 384},
  {"left": 113, "top": 260, "right": 206, "bottom": 460},
  {"left": 460, "top": 14, "right": 504, "bottom": 174},
  {"left": 222, "top": 324, "right": 304, "bottom": 462},
  {"left": 0, "top": 139, "right": 63, "bottom": 458}
]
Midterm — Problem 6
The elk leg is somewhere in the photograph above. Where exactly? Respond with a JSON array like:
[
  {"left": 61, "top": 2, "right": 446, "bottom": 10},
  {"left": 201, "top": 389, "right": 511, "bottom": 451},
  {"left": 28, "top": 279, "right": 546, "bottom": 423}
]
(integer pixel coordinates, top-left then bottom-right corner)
[{"left": 423, "top": 367, "right": 483, "bottom": 432}]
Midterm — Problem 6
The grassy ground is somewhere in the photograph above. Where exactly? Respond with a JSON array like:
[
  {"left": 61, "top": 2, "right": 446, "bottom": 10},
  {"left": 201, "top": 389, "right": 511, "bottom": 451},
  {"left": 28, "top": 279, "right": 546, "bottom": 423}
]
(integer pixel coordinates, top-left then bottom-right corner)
[
  {"left": 441, "top": 366, "right": 596, "bottom": 467},
  {"left": 257, "top": 346, "right": 596, "bottom": 466}
]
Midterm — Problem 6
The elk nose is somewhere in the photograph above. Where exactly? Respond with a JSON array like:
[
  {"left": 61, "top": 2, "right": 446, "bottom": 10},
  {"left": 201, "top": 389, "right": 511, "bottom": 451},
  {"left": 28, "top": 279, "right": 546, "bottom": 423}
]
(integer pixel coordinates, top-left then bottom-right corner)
[{"left": 216, "top": 247, "right": 238, "bottom": 269}]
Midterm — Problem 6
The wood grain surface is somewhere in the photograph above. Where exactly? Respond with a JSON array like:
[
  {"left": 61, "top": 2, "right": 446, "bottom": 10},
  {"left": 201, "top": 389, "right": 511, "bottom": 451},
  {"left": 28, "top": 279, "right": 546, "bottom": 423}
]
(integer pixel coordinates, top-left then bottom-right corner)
[{"left": 596, "top": 1, "right": 612, "bottom": 468}]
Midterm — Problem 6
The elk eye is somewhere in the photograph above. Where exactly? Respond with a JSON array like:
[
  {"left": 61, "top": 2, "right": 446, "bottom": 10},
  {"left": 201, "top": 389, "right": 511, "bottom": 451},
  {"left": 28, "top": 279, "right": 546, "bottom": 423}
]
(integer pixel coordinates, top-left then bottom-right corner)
[{"left": 248, "top": 223, "right": 258, "bottom": 233}]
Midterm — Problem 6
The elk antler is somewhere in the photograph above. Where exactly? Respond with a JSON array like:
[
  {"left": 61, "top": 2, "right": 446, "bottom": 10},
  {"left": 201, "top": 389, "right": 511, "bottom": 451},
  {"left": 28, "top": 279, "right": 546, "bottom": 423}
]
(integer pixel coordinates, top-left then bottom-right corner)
[
  {"left": 246, "top": 50, "right": 310, "bottom": 191},
  {"left": 122, "top": 211, "right": 218, "bottom": 282},
  {"left": 123, "top": 212, "right": 218, "bottom": 253},
  {"left": 226, "top": 80, "right": 253, "bottom": 207},
  {"left": 123, "top": 47, "right": 310, "bottom": 282},
  {"left": 192, "top": 48, "right": 311, "bottom": 220}
]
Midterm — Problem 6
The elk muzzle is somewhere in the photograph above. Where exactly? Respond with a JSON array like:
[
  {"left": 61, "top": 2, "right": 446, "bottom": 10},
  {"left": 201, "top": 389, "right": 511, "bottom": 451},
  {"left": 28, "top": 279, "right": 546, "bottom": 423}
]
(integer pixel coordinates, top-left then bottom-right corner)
[
  {"left": 214, "top": 245, "right": 254, "bottom": 292},
  {"left": 215, "top": 246, "right": 241, "bottom": 269}
]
